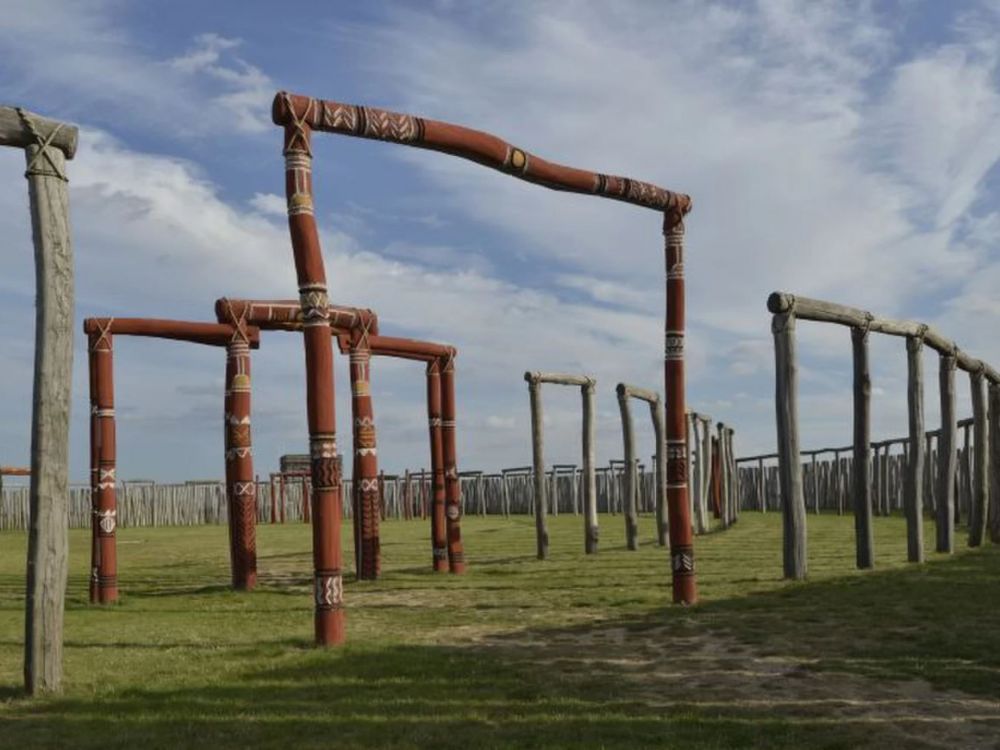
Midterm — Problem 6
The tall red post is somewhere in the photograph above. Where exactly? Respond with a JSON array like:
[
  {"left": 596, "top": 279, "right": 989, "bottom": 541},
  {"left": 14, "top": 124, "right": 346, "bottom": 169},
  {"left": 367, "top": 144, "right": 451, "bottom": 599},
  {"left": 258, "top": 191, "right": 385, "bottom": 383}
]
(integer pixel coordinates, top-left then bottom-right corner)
[
  {"left": 87, "top": 335, "right": 100, "bottom": 603},
  {"left": 440, "top": 352, "right": 466, "bottom": 573},
  {"left": 426, "top": 359, "right": 448, "bottom": 571},
  {"left": 91, "top": 324, "right": 118, "bottom": 604},
  {"left": 349, "top": 333, "right": 381, "bottom": 580},
  {"left": 275, "top": 94, "right": 345, "bottom": 644},
  {"left": 664, "top": 213, "right": 697, "bottom": 604},
  {"left": 225, "top": 337, "right": 257, "bottom": 590}
]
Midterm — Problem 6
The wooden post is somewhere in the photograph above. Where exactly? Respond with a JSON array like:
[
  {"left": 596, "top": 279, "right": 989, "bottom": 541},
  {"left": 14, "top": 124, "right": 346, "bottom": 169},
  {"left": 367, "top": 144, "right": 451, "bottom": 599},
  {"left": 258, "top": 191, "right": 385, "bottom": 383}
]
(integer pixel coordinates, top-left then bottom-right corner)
[
  {"left": 664, "top": 216, "right": 697, "bottom": 603},
  {"left": 2, "top": 107, "right": 79, "bottom": 695},
  {"left": 700, "top": 416, "right": 713, "bottom": 528},
  {"left": 527, "top": 374, "right": 548, "bottom": 560},
  {"left": 717, "top": 422, "right": 730, "bottom": 528},
  {"left": 616, "top": 384, "right": 639, "bottom": 550},
  {"left": 275, "top": 96, "right": 345, "bottom": 645},
  {"left": 427, "top": 359, "right": 448, "bottom": 571},
  {"left": 773, "top": 309, "right": 806, "bottom": 579},
  {"left": 988, "top": 383, "right": 1000, "bottom": 543},
  {"left": 349, "top": 336, "right": 380, "bottom": 580},
  {"left": 852, "top": 326, "right": 874, "bottom": 569},
  {"left": 969, "top": 369, "right": 988, "bottom": 547},
  {"left": 904, "top": 335, "right": 925, "bottom": 563},
  {"left": 90, "top": 325, "right": 118, "bottom": 603},
  {"left": 757, "top": 456, "right": 766, "bottom": 513},
  {"left": 225, "top": 338, "right": 257, "bottom": 590},
  {"left": 87, "top": 336, "right": 99, "bottom": 603},
  {"left": 441, "top": 353, "right": 465, "bottom": 573},
  {"left": 651, "top": 397, "right": 667, "bottom": 546},
  {"left": 581, "top": 381, "right": 598, "bottom": 554}
]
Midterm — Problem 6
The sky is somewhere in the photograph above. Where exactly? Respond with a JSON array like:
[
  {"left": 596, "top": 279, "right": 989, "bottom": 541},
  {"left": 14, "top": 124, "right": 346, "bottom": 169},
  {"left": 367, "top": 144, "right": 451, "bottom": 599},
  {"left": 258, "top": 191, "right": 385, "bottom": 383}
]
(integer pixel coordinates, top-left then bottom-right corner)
[{"left": 1, "top": 0, "right": 999, "bottom": 483}]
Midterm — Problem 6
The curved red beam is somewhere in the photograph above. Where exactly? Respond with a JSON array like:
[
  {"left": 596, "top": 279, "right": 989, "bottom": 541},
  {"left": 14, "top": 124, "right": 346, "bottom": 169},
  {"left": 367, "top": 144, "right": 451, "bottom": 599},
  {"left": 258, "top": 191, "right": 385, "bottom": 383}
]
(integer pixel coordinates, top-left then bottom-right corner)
[{"left": 272, "top": 92, "right": 691, "bottom": 216}]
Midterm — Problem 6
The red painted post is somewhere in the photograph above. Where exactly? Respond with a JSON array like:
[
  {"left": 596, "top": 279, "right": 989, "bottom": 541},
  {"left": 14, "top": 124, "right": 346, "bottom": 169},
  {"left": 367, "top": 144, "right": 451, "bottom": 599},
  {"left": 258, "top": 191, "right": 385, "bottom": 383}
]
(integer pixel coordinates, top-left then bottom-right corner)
[
  {"left": 275, "top": 94, "right": 345, "bottom": 645},
  {"left": 426, "top": 359, "right": 448, "bottom": 571},
  {"left": 349, "top": 333, "right": 380, "bottom": 579},
  {"left": 664, "top": 213, "right": 697, "bottom": 604},
  {"left": 441, "top": 352, "right": 466, "bottom": 573},
  {"left": 279, "top": 474, "right": 287, "bottom": 524},
  {"left": 91, "top": 323, "right": 118, "bottom": 604},
  {"left": 87, "top": 335, "right": 99, "bottom": 603},
  {"left": 225, "top": 337, "right": 257, "bottom": 590}
]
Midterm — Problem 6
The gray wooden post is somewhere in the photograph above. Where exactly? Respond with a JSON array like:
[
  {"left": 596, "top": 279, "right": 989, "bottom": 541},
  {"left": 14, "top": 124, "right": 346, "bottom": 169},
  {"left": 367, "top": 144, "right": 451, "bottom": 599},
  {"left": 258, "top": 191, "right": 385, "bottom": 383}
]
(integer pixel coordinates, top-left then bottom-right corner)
[
  {"left": 852, "top": 326, "right": 874, "bottom": 569},
  {"left": 700, "top": 416, "right": 713, "bottom": 529},
  {"left": 988, "top": 383, "right": 1000, "bottom": 543},
  {"left": 969, "top": 369, "right": 988, "bottom": 547},
  {"left": 757, "top": 457, "right": 766, "bottom": 512},
  {"left": 651, "top": 398, "right": 667, "bottom": 546},
  {"left": 773, "top": 310, "right": 807, "bottom": 579},
  {"left": 527, "top": 377, "right": 548, "bottom": 559},
  {"left": 905, "top": 335, "right": 925, "bottom": 562},
  {"left": 937, "top": 353, "right": 956, "bottom": 553},
  {"left": 582, "top": 381, "right": 598, "bottom": 553},
  {"left": 616, "top": 384, "right": 639, "bottom": 550},
  {"left": 1, "top": 107, "right": 78, "bottom": 695}
]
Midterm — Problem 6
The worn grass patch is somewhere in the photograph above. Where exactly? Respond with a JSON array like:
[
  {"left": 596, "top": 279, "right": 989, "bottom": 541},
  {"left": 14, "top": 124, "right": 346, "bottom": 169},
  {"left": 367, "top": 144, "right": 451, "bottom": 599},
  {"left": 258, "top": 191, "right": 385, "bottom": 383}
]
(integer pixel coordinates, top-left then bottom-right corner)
[{"left": 0, "top": 512, "right": 996, "bottom": 748}]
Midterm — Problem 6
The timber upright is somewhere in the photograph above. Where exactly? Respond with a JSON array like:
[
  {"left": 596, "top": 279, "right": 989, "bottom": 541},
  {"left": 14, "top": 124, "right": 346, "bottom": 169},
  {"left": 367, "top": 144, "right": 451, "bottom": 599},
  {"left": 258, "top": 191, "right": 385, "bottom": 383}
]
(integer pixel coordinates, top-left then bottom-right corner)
[
  {"left": 274, "top": 95, "right": 345, "bottom": 645},
  {"left": 664, "top": 210, "right": 697, "bottom": 604}
]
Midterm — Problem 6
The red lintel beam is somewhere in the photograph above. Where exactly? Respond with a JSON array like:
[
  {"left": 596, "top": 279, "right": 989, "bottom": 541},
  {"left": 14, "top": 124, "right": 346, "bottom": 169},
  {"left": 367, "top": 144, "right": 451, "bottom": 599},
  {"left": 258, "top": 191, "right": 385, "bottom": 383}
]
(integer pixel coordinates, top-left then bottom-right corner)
[
  {"left": 272, "top": 92, "right": 691, "bottom": 216},
  {"left": 215, "top": 298, "right": 377, "bottom": 335},
  {"left": 82, "top": 318, "right": 261, "bottom": 349},
  {"left": 1, "top": 466, "right": 30, "bottom": 476},
  {"left": 336, "top": 334, "right": 454, "bottom": 361}
]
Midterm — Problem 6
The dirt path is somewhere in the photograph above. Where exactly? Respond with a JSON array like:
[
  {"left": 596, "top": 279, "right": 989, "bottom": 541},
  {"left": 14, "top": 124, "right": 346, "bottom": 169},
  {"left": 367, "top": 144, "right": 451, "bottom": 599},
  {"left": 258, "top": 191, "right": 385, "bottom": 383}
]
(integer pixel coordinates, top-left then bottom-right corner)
[{"left": 475, "top": 623, "right": 1000, "bottom": 749}]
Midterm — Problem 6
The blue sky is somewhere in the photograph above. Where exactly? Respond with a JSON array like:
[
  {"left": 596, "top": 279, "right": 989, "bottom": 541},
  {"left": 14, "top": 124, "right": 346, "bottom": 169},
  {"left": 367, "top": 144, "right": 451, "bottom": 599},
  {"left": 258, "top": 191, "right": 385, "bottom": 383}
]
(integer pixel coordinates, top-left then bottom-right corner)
[{"left": 1, "top": 0, "right": 999, "bottom": 482}]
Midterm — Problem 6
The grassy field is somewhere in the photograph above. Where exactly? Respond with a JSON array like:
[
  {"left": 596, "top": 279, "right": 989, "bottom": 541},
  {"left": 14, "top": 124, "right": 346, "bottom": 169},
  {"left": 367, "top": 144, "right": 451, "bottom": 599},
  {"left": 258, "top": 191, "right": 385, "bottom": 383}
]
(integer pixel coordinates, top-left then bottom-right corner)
[{"left": 0, "top": 512, "right": 997, "bottom": 748}]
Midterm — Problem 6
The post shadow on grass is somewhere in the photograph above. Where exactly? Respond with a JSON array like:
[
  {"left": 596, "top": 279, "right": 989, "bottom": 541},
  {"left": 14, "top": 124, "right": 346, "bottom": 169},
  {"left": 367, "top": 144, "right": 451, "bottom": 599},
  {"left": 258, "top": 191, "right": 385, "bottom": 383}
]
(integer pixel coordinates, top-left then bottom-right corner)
[{"left": 0, "top": 642, "right": 840, "bottom": 750}]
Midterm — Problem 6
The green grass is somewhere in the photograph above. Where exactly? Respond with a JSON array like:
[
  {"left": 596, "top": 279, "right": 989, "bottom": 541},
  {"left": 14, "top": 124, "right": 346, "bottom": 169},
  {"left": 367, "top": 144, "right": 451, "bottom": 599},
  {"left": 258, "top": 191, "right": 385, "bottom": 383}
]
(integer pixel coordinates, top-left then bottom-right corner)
[{"left": 0, "top": 512, "right": 997, "bottom": 748}]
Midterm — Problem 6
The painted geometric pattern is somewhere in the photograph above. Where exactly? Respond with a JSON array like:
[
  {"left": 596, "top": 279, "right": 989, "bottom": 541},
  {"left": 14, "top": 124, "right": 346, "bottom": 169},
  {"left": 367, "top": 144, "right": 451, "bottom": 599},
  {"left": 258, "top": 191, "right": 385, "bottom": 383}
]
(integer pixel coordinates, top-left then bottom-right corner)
[
  {"left": 665, "top": 333, "right": 684, "bottom": 360},
  {"left": 285, "top": 152, "right": 314, "bottom": 216},
  {"left": 667, "top": 456, "right": 688, "bottom": 485},
  {"left": 671, "top": 547, "right": 695, "bottom": 574},
  {"left": 446, "top": 504, "right": 461, "bottom": 521},
  {"left": 595, "top": 174, "right": 684, "bottom": 212},
  {"left": 95, "top": 509, "right": 116, "bottom": 535},
  {"left": 98, "top": 467, "right": 115, "bottom": 490},
  {"left": 314, "top": 572, "right": 344, "bottom": 609},
  {"left": 321, "top": 101, "right": 359, "bottom": 132},
  {"left": 311, "top": 456, "right": 340, "bottom": 490},
  {"left": 361, "top": 106, "right": 420, "bottom": 143}
]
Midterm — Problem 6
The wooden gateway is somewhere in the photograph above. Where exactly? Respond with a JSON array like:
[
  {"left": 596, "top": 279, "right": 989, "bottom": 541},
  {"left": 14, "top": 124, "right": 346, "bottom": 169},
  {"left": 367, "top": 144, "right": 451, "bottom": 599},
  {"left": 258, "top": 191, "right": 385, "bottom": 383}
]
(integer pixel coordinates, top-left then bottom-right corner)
[{"left": 272, "top": 91, "right": 700, "bottom": 643}]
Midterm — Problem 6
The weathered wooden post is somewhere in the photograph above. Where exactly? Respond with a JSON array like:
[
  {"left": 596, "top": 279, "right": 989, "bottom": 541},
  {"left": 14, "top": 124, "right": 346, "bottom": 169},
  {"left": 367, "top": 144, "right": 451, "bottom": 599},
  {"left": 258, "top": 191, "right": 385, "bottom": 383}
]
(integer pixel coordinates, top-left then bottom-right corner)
[
  {"left": 989, "top": 383, "right": 1000, "bottom": 543},
  {"left": 2, "top": 106, "right": 79, "bottom": 694},
  {"left": 852, "top": 325, "right": 875, "bottom": 569},
  {"left": 969, "top": 368, "right": 988, "bottom": 547},
  {"left": 769, "top": 299, "right": 807, "bottom": 579},
  {"left": 757, "top": 456, "right": 766, "bottom": 513},
  {"left": 616, "top": 384, "right": 639, "bottom": 550},
  {"left": 526, "top": 374, "right": 548, "bottom": 559},
  {"left": 699, "top": 414, "right": 713, "bottom": 528},
  {"left": 273, "top": 94, "right": 345, "bottom": 645},
  {"left": 904, "top": 334, "right": 925, "bottom": 562},
  {"left": 651, "top": 398, "right": 667, "bottom": 545},
  {"left": 581, "top": 380, "right": 598, "bottom": 554}
]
